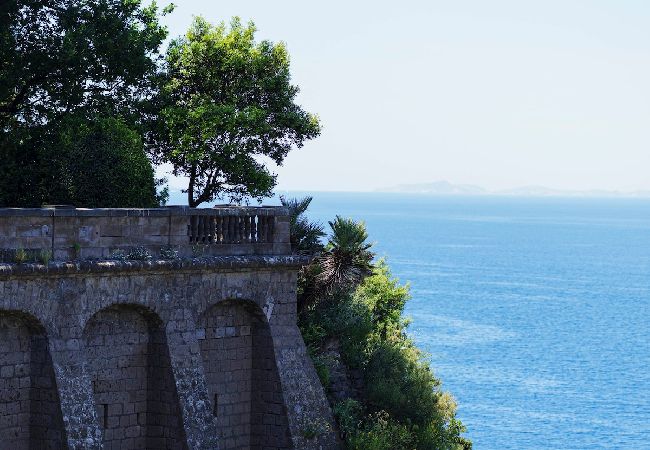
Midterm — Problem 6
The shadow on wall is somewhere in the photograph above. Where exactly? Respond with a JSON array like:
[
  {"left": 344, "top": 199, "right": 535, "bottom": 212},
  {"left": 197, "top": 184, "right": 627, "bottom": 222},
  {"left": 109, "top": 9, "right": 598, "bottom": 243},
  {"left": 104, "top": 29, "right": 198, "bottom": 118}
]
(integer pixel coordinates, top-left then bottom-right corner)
[
  {"left": 198, "top": 299, "right": 292, "bottom": 450},
  {"left": 0, "top": 310, "right": 67, "bottom": 449},
  {"left": 82, "top": 304, "right": 188, "bottom": 450}
]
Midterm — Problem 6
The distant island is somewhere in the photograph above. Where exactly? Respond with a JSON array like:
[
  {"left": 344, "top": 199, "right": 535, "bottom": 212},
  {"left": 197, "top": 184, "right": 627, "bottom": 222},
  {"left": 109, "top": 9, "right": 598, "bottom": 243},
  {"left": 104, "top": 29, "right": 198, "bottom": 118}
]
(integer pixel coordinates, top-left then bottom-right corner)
[{"left": 378, "top": 180, "right": 650, "bottom": 198}]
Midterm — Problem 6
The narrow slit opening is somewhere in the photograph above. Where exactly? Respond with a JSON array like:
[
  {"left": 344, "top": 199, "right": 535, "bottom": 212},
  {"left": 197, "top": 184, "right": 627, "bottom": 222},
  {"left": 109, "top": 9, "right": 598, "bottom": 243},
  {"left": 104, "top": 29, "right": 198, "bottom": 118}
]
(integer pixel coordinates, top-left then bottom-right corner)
[{"left": 103, "top": 403, "right": 108, "bottom": 428}]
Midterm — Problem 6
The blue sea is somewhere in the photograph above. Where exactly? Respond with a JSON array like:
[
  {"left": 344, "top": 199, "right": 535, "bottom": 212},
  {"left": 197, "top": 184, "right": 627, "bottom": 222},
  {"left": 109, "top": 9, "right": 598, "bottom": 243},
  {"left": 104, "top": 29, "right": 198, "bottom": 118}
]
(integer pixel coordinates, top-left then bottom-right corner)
[{"left": 295, "top": 192, "right": 650, "bottom": 450}]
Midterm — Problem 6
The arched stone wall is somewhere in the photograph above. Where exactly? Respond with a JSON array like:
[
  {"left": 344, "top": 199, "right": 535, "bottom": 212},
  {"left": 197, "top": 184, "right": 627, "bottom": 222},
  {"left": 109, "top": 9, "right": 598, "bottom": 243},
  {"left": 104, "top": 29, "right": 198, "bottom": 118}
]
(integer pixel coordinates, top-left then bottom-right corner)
[
  {"left": 0, "top": 260, "right": 339, "bottom": 449},
  {"left": 0, "top": 310, "right": 67, "bottom": 449},
  {"left": 198, "top": 300, "right": 291, "bottom": 450},
  {"left": 82, "top": 305, "right": 187, "bottom": 450}
]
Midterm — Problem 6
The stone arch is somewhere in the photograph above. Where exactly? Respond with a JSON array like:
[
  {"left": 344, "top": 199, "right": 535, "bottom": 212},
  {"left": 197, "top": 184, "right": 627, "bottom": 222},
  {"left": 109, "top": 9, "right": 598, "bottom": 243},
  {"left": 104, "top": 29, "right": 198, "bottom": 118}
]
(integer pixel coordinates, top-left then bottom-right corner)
[
  {"left": 197, "top": 299, "right": 291, "bottom": 449},
  {"left": 82, "top": 304, "right": 187, "bottom": 450},
  {"left": 0, "top": 310, "right": 67, "bottom": 449}
]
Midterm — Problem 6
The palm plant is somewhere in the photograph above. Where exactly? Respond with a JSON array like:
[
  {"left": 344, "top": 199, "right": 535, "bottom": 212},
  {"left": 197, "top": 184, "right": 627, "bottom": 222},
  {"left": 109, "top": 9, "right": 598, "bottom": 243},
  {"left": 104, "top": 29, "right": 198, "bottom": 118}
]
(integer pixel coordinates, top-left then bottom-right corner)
[
  {"left": 280, "top": 196, "right": 325, "bottom": 254},
  {"left": 317, "top": 216, "right": 375, "bottom": 294}
]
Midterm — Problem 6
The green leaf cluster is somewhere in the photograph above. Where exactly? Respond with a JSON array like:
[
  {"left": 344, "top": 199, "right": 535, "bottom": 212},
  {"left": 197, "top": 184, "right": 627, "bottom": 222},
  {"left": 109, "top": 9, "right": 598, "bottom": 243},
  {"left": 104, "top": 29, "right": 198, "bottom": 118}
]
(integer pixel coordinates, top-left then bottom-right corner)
[
  {"left": 148, "top": 17, "right": 321, "bottom": 206},
  {"left": 289, "top": 195, "right": 471, "bottom": 449},
  {"left": 301, "top": 261, "right": 472, "bottom": 450},
  {"left": 0, "top": 0, "right": 172, "bottom": 207},
  {"left": 1, "top": 0, "right": 170, "bottom": 128}
]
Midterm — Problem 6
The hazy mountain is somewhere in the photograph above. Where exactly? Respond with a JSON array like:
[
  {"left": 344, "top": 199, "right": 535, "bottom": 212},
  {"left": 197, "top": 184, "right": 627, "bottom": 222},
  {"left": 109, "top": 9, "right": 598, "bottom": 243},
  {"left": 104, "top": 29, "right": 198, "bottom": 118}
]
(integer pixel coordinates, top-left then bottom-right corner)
[{"left": 379, "top": 181, "right": 650, "bottom": 198}]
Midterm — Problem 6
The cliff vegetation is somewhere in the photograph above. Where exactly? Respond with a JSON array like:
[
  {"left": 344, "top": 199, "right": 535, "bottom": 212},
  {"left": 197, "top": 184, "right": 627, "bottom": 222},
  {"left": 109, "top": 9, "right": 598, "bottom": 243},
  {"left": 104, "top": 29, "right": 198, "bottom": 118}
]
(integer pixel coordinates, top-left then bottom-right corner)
[{"left": 283, "top": 196, "right": 472, "bottom": 449}]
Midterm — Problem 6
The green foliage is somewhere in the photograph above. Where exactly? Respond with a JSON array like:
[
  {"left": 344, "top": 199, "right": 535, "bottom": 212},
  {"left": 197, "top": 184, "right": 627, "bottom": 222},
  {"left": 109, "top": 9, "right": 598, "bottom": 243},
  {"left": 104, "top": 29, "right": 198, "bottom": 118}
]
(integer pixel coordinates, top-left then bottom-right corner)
[
  {"left": 297, "top": 216, "right": 375, "bottom": 313},
  {"left": 346, "top": 411, "right": 416, "bottom": 450},
  {"left": 333, "top": 399, "right": 364, "bottom": 440},
  {"left": 14, "top": 248, "right": 27, "bottom": 264},
  {"left": 354, "top": 260, "right": 409, "bottom": 339},
  {"left": 311, "top": 355, "right": 332, "bottom": 389},
  {"left": 300, "top": 262, "right": 471, "bottom": 449},
  {"left": 50, "top": 115, "right": 161, "bottom": 207},
  {"left": 319, "top": 216, "right": 374, "bottom": 293},
  {"left": 72, "top": 242, "right": 81, "bottom": 259},
  {"left": 39, "top": 249, "right": 52, "bottom": 265},
  {"left": 0, "top": 0, "right": 171, "bottom": 207},
  {"left": 280, "top": 196, "right": 325, "bottom": 254},
  {"left": 148, "top": 17, "right": 321, "bottom": 206},
  {"left": 301, "top": 417, "right": 332, "bottom": 440},
  {"left": 1, "top": 0, "right": 171, "bottom": 128}
]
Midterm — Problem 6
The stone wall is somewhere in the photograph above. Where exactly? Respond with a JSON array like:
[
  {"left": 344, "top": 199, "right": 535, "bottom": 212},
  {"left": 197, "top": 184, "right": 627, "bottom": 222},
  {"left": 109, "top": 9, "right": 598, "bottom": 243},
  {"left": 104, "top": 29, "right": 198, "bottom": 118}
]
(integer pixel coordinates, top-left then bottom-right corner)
[
  {"left": 0, "top": 257, "right": 339, "bottom": 450},
  {"left": 0, "top": 206, "right": 290, "bottom": 261},
  {"left": 0, "top": 311, "right": 67, "bottom": 449},
  {"left": 83, "top": 305, "right": 187, "bottom": 449}
]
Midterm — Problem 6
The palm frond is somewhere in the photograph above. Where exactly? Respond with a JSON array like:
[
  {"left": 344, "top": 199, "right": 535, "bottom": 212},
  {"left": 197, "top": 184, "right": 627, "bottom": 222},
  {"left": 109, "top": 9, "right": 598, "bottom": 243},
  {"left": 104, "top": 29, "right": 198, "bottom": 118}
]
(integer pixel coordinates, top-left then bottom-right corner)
[{"left": 280, "top": 195, "right": 325, "bottom": 254}]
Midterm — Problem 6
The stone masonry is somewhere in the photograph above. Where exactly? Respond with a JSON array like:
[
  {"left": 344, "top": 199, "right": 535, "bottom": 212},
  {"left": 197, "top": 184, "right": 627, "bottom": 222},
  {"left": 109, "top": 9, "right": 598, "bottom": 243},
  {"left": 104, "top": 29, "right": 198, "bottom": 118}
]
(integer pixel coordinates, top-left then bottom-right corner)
[{"left": 0, "top": 207, "right": 339, "bottom": 450}]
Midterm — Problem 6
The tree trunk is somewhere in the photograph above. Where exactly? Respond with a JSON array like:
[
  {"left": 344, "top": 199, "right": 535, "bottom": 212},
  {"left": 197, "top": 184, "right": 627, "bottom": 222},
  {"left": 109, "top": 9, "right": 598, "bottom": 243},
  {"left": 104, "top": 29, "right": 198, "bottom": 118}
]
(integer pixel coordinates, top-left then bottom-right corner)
[{"left": 188, "top": 164, "right": 197, "bottom": 207}]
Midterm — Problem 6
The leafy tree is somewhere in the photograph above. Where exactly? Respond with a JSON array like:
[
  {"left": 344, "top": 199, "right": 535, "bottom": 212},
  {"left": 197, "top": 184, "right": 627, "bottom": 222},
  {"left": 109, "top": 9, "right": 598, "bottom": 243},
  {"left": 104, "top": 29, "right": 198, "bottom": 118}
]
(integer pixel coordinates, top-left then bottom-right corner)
[
  {"left": 148, "top": 17, "right": 321, "bottom": 206},
  {"left": 53, "top": 115, "right": 162, "bottom": 207},
  {"left": 0, "top": 0, "right": 171, "bottom": 207},
  {"left": 0, "top": 0, "right": 171, "bottom": 128}
]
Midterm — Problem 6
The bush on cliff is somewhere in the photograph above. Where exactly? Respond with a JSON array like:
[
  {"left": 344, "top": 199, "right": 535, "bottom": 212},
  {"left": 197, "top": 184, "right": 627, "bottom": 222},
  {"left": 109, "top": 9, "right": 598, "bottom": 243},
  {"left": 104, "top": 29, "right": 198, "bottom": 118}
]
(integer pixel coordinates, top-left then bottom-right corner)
[{"left": 290, "top": 197, "right": 472, "bottom": 449}]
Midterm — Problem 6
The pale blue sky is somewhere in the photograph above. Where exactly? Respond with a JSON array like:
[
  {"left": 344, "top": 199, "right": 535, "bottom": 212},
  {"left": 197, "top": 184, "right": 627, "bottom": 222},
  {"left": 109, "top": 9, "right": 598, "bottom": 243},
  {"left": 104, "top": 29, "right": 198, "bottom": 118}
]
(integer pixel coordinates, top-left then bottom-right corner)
[{"left": 159, "top": 0, "right": 650, "bottom": 193}]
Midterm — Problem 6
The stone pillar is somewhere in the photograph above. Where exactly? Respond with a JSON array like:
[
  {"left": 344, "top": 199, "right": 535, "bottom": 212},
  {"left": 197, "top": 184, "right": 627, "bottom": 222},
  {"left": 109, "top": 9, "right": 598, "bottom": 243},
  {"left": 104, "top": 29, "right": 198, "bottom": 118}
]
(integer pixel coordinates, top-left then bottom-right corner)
[
  {"left": 166, "top": 309, "right": 220, "bottom": 450},
  {"left": 269, "top": 323, "right": 340, "bottom": 449},
  {"left": 49, "top": 337, "right": 103, "bottom": 450}
]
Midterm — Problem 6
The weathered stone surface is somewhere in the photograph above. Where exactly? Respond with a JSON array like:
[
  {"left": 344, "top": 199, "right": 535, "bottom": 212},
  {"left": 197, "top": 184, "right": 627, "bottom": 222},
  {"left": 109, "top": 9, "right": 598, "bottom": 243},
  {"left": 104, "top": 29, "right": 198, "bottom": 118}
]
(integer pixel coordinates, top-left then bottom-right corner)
[
  {"left": 0, "top": 257, "right": 338, "bottom": 449},
  {"left": 0, "top": 207, "right": 291, "bottom": 262}
]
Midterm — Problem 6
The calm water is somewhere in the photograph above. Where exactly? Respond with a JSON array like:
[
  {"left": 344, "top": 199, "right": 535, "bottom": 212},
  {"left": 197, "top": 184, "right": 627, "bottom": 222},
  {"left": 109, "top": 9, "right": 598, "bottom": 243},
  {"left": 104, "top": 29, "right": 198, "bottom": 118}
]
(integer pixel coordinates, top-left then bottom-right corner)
[{"left": 294, "top": 192, "right": 650, "bottom": 450}]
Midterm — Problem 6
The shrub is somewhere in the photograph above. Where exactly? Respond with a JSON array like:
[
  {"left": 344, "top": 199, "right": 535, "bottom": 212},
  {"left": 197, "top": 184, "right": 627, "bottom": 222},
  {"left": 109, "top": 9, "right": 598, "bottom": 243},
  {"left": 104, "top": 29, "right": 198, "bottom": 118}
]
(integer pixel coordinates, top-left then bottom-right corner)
[
  {"left": 333, "top": 399, "right": 364, "bottom": 440},
  {"left": 300, "top": 261, "right": 471, "bottom": 449},
  {"left": 346, "top": 411, "right": 415, "bottom": 450},
  {"left": 39, "top": 249, "right": 52, "bottom": 265},
  {"left": 51, "top": 115, "right": 162, "bottom": 207},
  {"left": 14, "top": 248, "right": 28, "bottom": 264},
  {"left": 160, "top": 246, "right": 179, "bottom": 260},
  {"left": 127, "top": 247, "right": 152, "bottom": 261}
]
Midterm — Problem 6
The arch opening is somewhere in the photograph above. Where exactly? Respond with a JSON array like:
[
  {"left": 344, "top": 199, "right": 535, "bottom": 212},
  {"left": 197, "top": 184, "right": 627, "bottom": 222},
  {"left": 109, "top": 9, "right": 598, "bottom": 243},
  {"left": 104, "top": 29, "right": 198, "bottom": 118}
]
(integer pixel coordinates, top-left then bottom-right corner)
[
  {"left": 0, "top": 310, "right": 67, "bottom": 450},
  {"left": 82, "top": 305, "right": 187, "bottom": 450},
  {"left": 198, "top": 300, "right": 290, "bottom": 450}
]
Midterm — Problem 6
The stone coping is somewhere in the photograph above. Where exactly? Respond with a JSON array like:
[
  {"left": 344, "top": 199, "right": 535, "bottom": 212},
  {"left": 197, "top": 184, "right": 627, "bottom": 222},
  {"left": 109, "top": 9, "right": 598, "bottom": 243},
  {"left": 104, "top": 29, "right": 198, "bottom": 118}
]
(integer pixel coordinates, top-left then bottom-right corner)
[
  {"left": 0, "top": 255, "right": 311, "bottom": 278},
  {"left": 0, "top": 206, "right": 288, "bottom": 217}
]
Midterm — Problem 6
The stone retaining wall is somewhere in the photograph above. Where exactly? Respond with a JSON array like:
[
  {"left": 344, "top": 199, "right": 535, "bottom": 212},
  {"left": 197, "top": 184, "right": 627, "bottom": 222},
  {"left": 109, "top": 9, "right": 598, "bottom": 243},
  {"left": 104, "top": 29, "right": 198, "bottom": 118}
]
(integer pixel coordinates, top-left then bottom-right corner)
[{"left": 0, "top": 257, "right": 338, "bottom": 450}]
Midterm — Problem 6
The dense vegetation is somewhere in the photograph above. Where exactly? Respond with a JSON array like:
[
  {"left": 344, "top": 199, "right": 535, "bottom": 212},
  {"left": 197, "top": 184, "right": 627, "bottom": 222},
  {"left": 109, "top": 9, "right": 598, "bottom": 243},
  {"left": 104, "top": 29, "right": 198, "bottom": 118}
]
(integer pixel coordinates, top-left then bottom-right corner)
[
  {"left": 284, "top": 196, "right": 472, "bottom": 449},
  {"left": 1, "top": 2, "right": 316, "bottom": 207},
  {"left": 0, "top": 0, "right": 170, "bottom": 206}
]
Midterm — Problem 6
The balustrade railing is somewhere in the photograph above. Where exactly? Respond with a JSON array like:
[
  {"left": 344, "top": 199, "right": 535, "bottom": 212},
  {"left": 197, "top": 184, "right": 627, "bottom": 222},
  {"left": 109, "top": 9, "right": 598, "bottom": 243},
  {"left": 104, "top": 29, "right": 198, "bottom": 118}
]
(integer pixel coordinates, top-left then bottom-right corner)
[{"left": 188, "top": 213, "right": 275, "bottom": 244}]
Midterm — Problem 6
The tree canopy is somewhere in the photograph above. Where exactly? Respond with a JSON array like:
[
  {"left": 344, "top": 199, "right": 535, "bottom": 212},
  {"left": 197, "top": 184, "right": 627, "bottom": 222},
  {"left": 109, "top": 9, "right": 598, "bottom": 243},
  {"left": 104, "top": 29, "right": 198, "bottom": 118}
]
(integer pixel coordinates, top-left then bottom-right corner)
[
  {"left": 0, "top": 0, "right": 171, "bottom": 207},
  {"left": 50, "top": 114, "right": 162, "bottom": 207},
  {"left": 148, "top": 17, "right": 321, "bottom": 206},
  {"left": 0, "top": 0, "right": 170, "bottom": 128}
]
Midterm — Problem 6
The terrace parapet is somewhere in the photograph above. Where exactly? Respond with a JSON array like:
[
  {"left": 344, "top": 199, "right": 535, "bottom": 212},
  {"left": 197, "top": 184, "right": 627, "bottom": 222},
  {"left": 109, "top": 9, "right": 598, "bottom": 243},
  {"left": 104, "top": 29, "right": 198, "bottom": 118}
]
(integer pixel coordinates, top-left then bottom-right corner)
[{"left": 0, "top": 206, "right": 291, "bottom": 261}]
